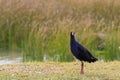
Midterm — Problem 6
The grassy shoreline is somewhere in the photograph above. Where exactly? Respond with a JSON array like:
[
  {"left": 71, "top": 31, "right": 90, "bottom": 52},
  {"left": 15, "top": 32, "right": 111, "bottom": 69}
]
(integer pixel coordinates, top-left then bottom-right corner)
[{"left": 0, "top": 61, "right": 120, "bottom": 80}]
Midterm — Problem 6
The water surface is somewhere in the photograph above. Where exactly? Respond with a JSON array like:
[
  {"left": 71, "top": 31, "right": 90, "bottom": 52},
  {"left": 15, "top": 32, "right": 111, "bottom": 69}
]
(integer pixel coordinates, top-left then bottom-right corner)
[{"left": 0, "top": 50, "right": 22, "bottom": 65}]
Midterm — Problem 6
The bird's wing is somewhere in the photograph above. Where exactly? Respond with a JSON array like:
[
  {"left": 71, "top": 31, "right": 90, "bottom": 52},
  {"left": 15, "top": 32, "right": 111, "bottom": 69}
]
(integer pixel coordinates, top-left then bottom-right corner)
[
  {"left": 77, "top": 42, "right": 93, "bottom": 56},
  {"left": 77, "top": 42, "right": 98, "bottom": 62},
  {"left": 76, "top": 42, "right": 96, "bottom": 61}
]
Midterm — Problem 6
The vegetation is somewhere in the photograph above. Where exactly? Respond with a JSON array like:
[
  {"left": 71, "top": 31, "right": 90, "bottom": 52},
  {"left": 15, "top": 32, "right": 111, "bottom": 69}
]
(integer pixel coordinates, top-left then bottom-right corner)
[
  {"left": 0, "top": 61, "right": 120, "bottom": 80},
  {"left": 0, "top": 0, "right": 120, "bottom": 61}
]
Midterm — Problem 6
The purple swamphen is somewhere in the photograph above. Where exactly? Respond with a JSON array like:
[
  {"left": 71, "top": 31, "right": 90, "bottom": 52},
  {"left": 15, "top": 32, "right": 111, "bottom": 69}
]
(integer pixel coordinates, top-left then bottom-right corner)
[{"left": 70, "top": 29, "right": 98, "bottom": 74}]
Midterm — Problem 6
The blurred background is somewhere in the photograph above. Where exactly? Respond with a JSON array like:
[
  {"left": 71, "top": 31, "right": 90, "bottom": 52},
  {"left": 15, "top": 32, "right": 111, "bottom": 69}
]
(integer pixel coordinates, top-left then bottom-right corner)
[{"left": 0, "top": 0, "right": 120, "bottom": 64}]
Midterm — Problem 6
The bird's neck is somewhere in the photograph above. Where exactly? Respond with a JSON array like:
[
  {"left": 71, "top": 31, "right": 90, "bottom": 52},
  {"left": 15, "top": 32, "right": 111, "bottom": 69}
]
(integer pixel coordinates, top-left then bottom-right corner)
[{"left": 70, "top": 33, "right": 76, "bottom": 43}]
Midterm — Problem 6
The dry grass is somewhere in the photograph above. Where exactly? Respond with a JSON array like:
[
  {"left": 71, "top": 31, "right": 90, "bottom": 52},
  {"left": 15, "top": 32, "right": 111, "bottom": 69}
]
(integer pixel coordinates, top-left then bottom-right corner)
[{"left": 0, "top": 61, "right": 120, "bottom": 80}]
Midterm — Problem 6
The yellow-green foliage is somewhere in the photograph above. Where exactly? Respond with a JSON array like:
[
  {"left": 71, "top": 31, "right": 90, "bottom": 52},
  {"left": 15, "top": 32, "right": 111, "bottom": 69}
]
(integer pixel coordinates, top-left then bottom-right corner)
[
  {"left": 0, "top": 61, "right": 120, "bottom": 80},
  {"left": 0, "top": 0, "right": 120, "bottom": 61}
]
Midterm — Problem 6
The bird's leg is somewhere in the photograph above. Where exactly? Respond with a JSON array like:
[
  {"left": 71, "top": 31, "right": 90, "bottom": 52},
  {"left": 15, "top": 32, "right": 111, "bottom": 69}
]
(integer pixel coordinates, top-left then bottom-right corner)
[{"left": 80, "top": 61, "right": 84, "bottom": 74}]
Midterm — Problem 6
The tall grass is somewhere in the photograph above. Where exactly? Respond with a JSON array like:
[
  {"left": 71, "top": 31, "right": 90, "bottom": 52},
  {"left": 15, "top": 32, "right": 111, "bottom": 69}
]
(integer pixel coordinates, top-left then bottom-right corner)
[{"left": 0, "top": 0, "right": 120, "bottom": 61}]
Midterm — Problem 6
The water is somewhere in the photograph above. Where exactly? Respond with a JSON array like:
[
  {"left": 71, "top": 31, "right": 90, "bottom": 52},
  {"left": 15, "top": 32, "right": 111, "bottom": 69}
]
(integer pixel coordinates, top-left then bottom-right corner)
[{"left": 0, "top": 50, "right": 22, "bottom": 65}]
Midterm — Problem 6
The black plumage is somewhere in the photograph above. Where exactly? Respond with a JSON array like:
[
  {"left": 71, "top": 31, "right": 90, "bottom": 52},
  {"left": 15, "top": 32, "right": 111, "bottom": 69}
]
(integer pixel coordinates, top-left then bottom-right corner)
[{"left": 70, "top": 30, "right": 98, "bottom": 74}]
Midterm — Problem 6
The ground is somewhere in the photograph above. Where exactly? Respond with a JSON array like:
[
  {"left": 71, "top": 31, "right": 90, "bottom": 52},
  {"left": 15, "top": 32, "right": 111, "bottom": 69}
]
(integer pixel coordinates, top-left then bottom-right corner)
[{"left": 0, "top": 61, "right": 120, "bottom": 80}]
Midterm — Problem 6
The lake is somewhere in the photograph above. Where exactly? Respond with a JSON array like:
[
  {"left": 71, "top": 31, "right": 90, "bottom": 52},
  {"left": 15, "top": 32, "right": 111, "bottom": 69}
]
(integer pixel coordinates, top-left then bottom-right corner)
[{"left": 0, "top": 50, "right": 22, "bottom": 65}]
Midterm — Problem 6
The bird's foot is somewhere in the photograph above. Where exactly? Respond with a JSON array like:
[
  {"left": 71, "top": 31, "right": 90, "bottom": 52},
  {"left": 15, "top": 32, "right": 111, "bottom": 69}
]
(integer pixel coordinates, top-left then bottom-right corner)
[{"left": 80, "top": 71, "right": 84, "bottom": 74}]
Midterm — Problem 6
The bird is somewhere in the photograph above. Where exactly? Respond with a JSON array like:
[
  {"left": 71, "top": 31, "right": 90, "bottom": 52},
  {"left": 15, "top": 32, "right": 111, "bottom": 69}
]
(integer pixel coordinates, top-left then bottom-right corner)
[{"left": 70, "top": 29, "right": 98, "bottom": 74}]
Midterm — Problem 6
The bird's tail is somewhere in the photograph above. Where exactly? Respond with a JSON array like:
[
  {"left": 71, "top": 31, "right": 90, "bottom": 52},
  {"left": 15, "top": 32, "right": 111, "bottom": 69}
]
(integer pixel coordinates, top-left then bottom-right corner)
[{"left": 90, "top": 57, "right": 98, "bottom": 63}]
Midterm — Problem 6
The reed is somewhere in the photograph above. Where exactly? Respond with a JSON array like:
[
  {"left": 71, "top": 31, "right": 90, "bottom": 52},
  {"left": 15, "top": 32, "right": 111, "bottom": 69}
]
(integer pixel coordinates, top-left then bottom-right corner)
[{"left": 0, "top": 0, "right": 120, "bottom": 61}]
